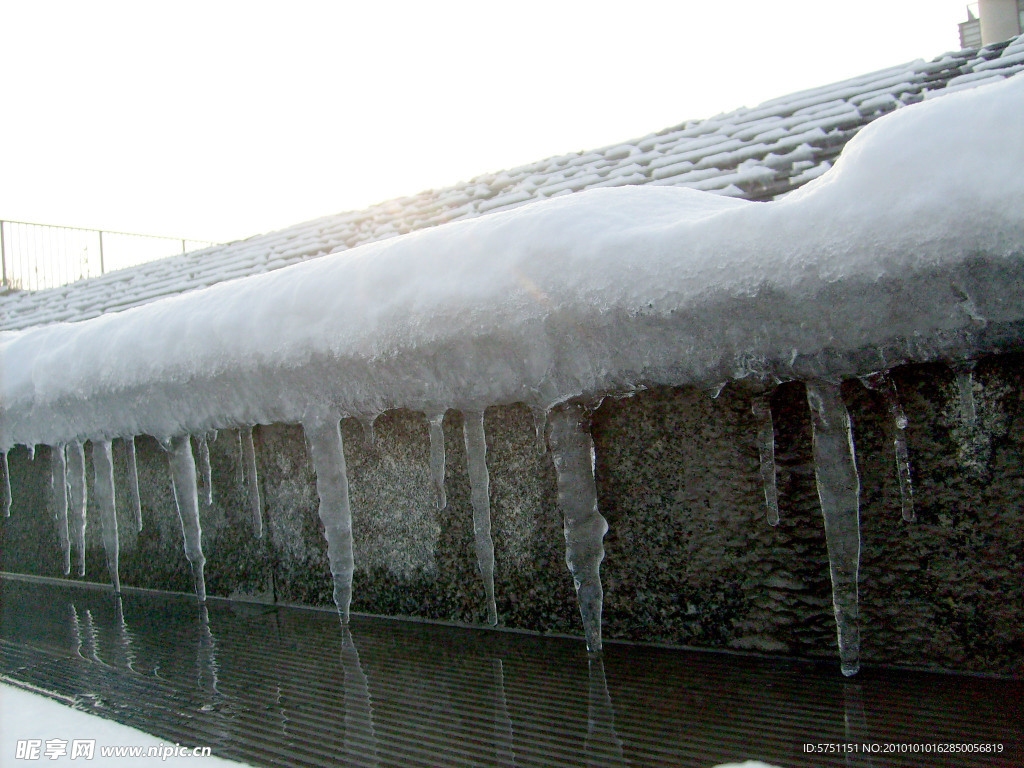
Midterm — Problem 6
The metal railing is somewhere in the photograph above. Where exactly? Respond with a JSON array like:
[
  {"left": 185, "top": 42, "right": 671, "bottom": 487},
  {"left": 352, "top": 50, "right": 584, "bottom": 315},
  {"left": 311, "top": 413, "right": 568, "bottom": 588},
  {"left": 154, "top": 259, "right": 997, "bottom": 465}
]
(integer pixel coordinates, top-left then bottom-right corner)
[{"left": 0, "top": 220, "right": 219, "bottom": 291}]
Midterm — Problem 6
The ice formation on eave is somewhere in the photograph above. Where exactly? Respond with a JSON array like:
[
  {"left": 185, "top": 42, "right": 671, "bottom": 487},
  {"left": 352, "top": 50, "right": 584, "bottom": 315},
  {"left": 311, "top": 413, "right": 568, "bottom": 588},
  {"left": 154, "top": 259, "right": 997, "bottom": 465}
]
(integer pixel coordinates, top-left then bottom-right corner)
[{"left": 2, "top": 74, "right": 1022, "bottom": 676}]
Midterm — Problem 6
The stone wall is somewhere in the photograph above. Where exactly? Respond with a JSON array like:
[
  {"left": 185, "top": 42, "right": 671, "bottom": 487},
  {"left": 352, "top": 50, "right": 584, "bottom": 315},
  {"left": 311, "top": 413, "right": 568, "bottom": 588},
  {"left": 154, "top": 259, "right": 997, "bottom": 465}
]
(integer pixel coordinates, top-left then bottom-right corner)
[{"left": 3, "top": 354, "right": 1022, "bottom": 676}]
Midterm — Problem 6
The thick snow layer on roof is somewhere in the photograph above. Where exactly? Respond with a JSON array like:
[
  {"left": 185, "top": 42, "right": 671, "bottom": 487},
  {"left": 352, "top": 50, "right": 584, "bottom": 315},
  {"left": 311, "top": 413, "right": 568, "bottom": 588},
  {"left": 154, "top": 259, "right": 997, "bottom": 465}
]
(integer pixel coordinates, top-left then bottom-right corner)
[
  {"left": 2, "top": 74, "right": 1023, "bottom": 451},
  {"left": 2, "top": 36, "right": 1022, "bottom": 332}
]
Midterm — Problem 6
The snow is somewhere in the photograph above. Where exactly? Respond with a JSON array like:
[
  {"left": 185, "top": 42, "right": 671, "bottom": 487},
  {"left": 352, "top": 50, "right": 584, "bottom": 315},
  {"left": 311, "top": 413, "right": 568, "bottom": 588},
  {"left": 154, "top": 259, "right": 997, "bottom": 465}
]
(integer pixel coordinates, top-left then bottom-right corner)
[
  {"left": 2, "top": 74, "right": 1022, "bottom": 453},
  {"left": 0, "top": 683, "right": 251, "bottom": 767}
]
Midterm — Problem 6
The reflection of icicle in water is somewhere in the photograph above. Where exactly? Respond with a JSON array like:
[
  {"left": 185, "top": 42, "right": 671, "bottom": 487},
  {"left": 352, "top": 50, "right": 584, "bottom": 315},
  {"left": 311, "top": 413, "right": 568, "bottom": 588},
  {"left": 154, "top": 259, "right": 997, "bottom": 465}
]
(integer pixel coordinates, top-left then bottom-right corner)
[
  {"left": 50, "top": 444, "right": 71, "bottom": 574},
  {"left": 92, "top": 440, "right": 121, "bottom": 593},
  {"left": 113, "top": 597, "right": 138, "bottom": 673},
  {"left": 751, "top": 397, "right": 780, "bottom": 526},
  {"left": 197, "top": 605, "right": 221, "bottom": 697},
  {"left": 2, "top": 452, "right": 10, "bottom": 517},
  {"left": 492, "top": 658, "right": 517, "bottom": 768},
  {"left": 165, "top": 435, "right": 208, "bottom": 602},
  {"left": 125, "top": 437, "right": 143, "bottom": 532},
  {"left": 67, "top": 442, "right": 88, "bottom": 577},
  {"left": 304, "top": 417, "right": 356, "bottom": 621},
  {"left": 585, "top": 655, "right": 625, "bottom": 768},
  {"left": 427, "top": 412, "right": 447, "bottom": 510},
  {"left": 548, "top": 403, "right": 608, "bottom": 654},
  {"left": 862, "top": 373, "right": 915, "bottom": 522},
  {"left": 463, "top": 410, "right": 498, "bottom": 626},
  {"left": 198, "top": 434, "right": 214, "bottom": 506},
  {"left": 340, "top": 626, "right": 379, "bottom": 767},
  {"left": 240, "top": 427, "right": 263, "bottom": 537},
  {"left": 806, "top": 381, "right": 862, "bottom": 677},
  {"left": 955, "top": 363, "right": 977, "bottom": 426},
  {"left": 841, "top": 682, "right": 875, "bottom": 768}
]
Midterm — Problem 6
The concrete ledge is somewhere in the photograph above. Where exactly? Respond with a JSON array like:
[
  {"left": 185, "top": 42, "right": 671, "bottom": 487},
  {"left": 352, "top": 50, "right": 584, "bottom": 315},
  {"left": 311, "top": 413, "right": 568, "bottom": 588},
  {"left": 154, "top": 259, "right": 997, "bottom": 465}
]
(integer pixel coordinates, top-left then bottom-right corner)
[{"left": 3, "top": 354, "right": 1022, "bottom": 675}]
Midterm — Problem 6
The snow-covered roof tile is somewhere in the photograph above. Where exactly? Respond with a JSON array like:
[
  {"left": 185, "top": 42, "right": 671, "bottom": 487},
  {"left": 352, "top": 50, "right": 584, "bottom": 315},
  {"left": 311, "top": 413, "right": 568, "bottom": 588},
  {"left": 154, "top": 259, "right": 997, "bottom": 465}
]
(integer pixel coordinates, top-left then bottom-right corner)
[{"left": 3, "top": 35, "right": 1022, "bottom": 331}]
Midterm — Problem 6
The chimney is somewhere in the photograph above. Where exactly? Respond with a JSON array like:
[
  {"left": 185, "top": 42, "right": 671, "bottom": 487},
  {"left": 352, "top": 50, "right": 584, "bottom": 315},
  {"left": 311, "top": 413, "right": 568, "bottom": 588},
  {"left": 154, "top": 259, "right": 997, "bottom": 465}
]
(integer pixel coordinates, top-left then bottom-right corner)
[{"left": 978, "top": 0, "right": 1022, "bottom": 45}]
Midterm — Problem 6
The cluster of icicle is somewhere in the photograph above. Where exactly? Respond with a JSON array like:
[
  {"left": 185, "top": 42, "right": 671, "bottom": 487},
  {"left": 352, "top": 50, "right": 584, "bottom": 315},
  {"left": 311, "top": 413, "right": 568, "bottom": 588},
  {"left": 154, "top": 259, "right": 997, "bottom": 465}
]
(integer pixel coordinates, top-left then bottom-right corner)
[{"left": 2, "top": 364, "right": 986, "bottom": 677}]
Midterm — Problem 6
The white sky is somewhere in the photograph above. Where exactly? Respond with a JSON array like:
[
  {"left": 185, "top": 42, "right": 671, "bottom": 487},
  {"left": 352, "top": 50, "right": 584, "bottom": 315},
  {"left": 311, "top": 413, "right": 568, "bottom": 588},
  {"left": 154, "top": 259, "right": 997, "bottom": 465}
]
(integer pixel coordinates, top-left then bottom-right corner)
[{"left": 1, "top": 0, "right": 976, "bottom": 244}]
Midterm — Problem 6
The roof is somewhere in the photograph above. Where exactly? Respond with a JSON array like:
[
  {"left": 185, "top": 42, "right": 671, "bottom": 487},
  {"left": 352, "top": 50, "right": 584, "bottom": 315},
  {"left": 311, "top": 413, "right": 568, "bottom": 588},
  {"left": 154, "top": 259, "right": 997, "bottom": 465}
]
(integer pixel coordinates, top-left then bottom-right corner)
[{"left": 2, "top": 34, "right": 1023, "bottom": 332}]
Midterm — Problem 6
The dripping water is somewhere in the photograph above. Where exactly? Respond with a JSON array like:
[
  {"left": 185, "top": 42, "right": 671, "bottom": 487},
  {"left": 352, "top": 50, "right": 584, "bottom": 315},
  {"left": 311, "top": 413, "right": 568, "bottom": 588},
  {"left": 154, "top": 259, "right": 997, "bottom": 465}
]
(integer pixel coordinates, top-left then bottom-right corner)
[
  {"left": 548, "top": 403, "right": 608, "bottom": 654},
  {"left": 240, "top": 427, "right": 263, "bottom": 537},
  {"left": 463, "top": 410, "right": 498, "bottom": 626},
  {"left": 92, "top": 440, "right": 121, "bottom": 593},
  {"left": 198, "top": 433, "right": 214, "bottom": 506},
  {"left": 66, "top": 442, "right": 88, "bottom": 577},
  {"left": 125, "top": 437, "right": 143, "bottom": 532},
  {"left": 50, "top": 444, "right": 71, "bottom": 575},
  {"left": 1, "top": 452, "right": 11, "bottom": 518},
  {"left": 427, "top": 412, "right": 447, "bottom": 510},
  {"left": 304, "top": 417, "right": 356, "bottom": 621},
  {"left": 165, "top": 434, "right": 208, "bottom": 602},
  {"left": 862, "top": 372, "right": 915, "bottom": 522},
  {"left": 806, "top": 380, "right": 862, "bottom": 677},
  {"left": 751, "top": 396, "right": 780, "bottom": 526}
]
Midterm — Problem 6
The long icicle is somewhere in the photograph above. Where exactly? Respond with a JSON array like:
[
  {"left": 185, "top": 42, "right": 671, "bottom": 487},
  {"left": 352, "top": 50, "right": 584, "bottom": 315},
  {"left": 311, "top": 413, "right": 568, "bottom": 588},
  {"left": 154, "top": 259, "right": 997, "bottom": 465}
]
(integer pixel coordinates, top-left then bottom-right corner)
[
  {"left": 125, "top": 437, "right": 143, "bottom": 532},
  {"left": 463, "top": 410, "right": 498, "bottom": 626},
  {"left": 751, "top": 396, "right": 780, "bottom": 526},
  {"left": 165, "top": 435, "right": 208, "bottom": 602},
  {"left": 240, "top": 427, "right": 263, "bottom": 537},
  {"left": 806, "top": 380, "right": 862, "bottom": 677},
  {"left": 198, "top": 434, "right": 213, "bottom": 506},
  {"left": 66, "top": 441, "right": 88, "bottom": 577},
  {"left": 530, "top": 406, "right": 548, "bottom": 455},
  {"left": 92, "top": 440, "right": 121, "bottom": 593},
  {"left": 427, "top": 412, "right": 447, "bottom": 510},
  {"left": 863, "top": 372, "right": 915, "bottom": 522},
  {"left": 1, "top": 451, "right": 10, "bottom": 517},
  {"left": 50, "top": 444, "right": 71, "bottom": 575},
  {"left": 548, "top": 403, "right": 609, "bottom": 654},
  {"left": 304, "top": 416, "right": 356, "bottom": 622}
]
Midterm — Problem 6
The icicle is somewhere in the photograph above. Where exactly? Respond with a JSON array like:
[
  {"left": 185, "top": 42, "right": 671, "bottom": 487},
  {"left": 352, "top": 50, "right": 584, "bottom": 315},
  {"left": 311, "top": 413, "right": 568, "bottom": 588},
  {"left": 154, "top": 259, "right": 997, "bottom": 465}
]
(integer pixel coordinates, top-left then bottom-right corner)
[
  {"left": 50, "top": 444, "right": 71, "bottom": 574},
  {"left": 751, "top": 396, "right": 780, "bottom": 526},
  {"left": 125, "top": 437, "right": 143, "bottom": 532},
  {"left": 463, "top": 410, "right": 498, "bottom": 626},
  {"left": 66, "top": 441, "right": 88, "bottom": 577},
  {"left": 954, "top": 362, "right": 977, "bottom": 426},
  {"left": 530, "top": 406, "right": 548, "bottom": 454},
  {"left": 2, "top": 451, "right": 11, "bottom": 518},
  {"left": 585, "top": 655, "right": 625, "bottom": 768},
  {"left": 806, "top": 380, "right": 862, "bottom": 677},
  {"left": 92, "top": 440, "right": 121, "bottom": 593},
  {"left": 340, "top": 627, "right": 379, "bottom": 767},
  {"left": 28, "top": 444, "right": 36, "bottom": 461},
  {"left": 548, "top": 403, "right": 608, "bottom": 654},
  {"left": 165, "top": 434, "right": 208, "bottom": 602},
  {"left": 862, "top": 372, "right": 915, "bottom": 522},
  {"left": 235, "top": 430, "right": 245, "bottom": 486},
  {"left": 198, "top": 434, "right": 213, "bottom": 506},
  {"left": 359, "top": 415, "right": 378, "bottom": 449},
  {"left": 426, "top": 412, "right": 448, "bottom": 510},
  {"left": 240, "top": 426, "right": 263, "bottom": 537},
  {"left": 304, "top": 417, "right": 356, "bottom": 621}
]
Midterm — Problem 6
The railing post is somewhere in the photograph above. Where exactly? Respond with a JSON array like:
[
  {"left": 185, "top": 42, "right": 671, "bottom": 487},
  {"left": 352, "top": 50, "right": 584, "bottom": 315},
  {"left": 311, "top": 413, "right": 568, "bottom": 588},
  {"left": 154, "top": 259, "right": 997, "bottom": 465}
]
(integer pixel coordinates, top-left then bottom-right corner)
[
  {"left": 1, "top": 220, "right": 7, "bottom": 288},
  {"left": 98, "top": 230, "right": 105, "bottom": 275}
]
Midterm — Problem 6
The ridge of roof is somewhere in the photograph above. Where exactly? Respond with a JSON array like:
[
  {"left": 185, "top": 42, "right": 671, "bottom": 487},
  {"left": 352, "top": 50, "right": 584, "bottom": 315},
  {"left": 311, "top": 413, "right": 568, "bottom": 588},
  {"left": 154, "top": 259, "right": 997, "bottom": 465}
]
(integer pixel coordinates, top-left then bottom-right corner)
[{"left": 3, "top": 35, "right": 1022, "bottom": 332}]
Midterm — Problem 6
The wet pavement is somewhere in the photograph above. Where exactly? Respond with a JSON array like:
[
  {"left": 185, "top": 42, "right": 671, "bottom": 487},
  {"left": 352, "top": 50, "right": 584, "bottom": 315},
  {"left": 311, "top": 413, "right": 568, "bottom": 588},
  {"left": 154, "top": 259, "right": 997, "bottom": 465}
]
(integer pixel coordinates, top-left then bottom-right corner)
[{"left": 1, "top": 573, "right": 1021, "bottom": 767}]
